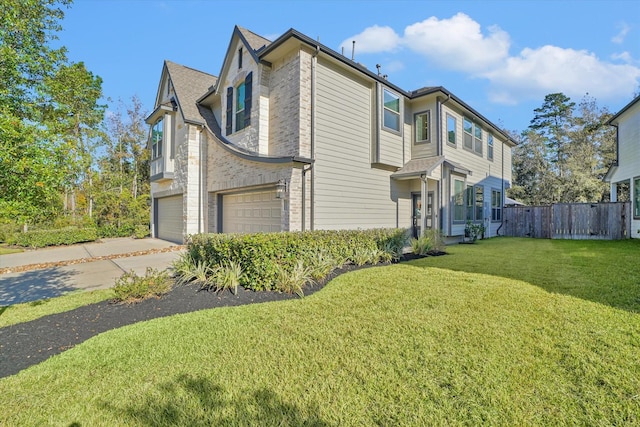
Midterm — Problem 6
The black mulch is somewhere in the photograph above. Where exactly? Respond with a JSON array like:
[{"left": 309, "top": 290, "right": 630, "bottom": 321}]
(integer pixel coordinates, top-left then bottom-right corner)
[{"left": 0, "top": 254, "right": 437, "bottom": 379}]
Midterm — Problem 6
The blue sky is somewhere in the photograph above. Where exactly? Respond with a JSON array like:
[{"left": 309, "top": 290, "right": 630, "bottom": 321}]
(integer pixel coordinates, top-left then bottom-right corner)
[{"left": 58, "top": 0, "right": 640, "bottom": 133}]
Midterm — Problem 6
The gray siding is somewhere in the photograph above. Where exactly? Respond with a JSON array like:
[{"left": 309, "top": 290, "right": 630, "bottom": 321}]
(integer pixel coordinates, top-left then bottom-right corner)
[{"left": 314, "top": 58, "right": 408, "bottom": 230}]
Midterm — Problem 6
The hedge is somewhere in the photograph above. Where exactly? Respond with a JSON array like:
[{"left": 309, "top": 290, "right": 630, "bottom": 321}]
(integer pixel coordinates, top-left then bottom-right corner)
[
  {"left": 186, "top": 228, "right": 408, "bottom": 291},
  {"left": 6, "top": 227, "right": 98, "bottom": 248}
]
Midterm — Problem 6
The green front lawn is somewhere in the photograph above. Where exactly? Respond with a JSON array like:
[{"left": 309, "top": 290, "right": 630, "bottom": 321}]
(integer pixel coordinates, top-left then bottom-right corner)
[
  {"left": 0, "top": 246, "right": 22, "bottom": 255},
  {"left": 1, "top": 237, "right": 639, "bottom": 425}
]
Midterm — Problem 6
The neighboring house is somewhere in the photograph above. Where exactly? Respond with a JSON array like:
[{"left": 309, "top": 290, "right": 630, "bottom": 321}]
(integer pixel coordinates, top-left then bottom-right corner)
[
  {"left": 605, "top": 94, "right": 640, "bottom": 238},
  {"left": 146, "top": 26, "right": 516, "bottom": 243}
]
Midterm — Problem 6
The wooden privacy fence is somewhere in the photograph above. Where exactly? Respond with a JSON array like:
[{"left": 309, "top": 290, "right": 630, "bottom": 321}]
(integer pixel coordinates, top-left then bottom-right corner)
[{"left": 502, "top": 202, "right": 631, "bottom": 240}]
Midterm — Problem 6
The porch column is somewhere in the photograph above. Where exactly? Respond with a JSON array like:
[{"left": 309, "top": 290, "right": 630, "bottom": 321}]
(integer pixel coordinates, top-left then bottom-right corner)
[
  {"left": 610, "top": 183, "right": 617, "bottom": 202},
  {"left": 420, "top": 174, "right": 427, "bottom": 236}
]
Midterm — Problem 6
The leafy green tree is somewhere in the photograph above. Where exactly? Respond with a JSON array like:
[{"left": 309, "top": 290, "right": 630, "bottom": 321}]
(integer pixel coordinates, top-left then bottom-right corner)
[
  {"left": 529, "top": 93, "right": 576, "bottom": 179},
  {"left": 41, "top": 61, "right": 106, "bottom": 218},
  {"left": 0, "top": 0, "right": 72, "bottom": 224},
  {"left": 0, "top": 0, "right": 71, "bottom": 119},
  {"left": 509, "top": 130, "right": 559, "bottom": 205},
  {"left": 94, "top": 96, "right": 150, "bottom": 233}
]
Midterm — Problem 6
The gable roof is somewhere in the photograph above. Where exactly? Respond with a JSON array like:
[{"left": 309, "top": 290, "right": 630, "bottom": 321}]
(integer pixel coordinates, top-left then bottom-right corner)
[
  {"left": 237, "top": 26, "right": 271, "bottom": 53},
  {"left": 607, "top": 94, "right": 640, "bottom": 125},
  {"left": 164, "top": 60, "right": 217, "bottom": 126}
]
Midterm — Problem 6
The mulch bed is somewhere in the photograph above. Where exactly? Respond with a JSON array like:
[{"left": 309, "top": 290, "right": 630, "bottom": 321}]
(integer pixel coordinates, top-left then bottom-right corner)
[{"left": 0, "top": 253, "right": 440, "bottom": 379}]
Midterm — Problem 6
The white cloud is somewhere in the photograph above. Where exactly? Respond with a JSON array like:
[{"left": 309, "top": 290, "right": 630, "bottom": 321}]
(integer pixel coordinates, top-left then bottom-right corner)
[
  {"left": 340, "top": 14, "right": 640, "bottom": 105},
  {"left": 612, "top": 22, "right": 630, "bottom": 44},
  {"left": 403, "top": 13, "right": 510, "bottom": 72},
  {"left": 611, "top": 51, "right": 633, "bottom": 63},
  {"left": 384, "top": 60, "right": 405, "bottom": 73},
  {"left": 483, "top": 45, "right": 640, "bottom": 103},
  {"left": 339, "top": 25, "right": 401, "bottom": 55}
]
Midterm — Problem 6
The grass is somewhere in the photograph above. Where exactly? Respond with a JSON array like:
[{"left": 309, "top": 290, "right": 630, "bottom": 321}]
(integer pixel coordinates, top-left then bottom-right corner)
[
  {"left": 0, "top": 289, "right": 114, "bottom": 328},
  {"left": 0, "top": 238, "right": 639, "bottom": 425},
  {"left": 0, "top": 246, "right": 22, "bottom": 255}
]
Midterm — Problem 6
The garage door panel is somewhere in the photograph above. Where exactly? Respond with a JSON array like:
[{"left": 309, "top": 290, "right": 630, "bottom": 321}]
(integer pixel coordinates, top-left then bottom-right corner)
[
  {"left": 157, "top": 195, "right": 183, "bottom": 243},
  {"left": 222, "top": 190, "right": 281, "bottom": 234}
]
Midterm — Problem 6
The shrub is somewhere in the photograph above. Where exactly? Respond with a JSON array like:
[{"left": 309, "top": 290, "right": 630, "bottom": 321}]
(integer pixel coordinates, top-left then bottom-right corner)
[
  {"left": 186, "top": 228, "right": 409, "bottom": 291},
  {"left": 6, "top": 227, "right": 98, "bottom": 248},
  {"left": 112, "top": 268, "right": 172, "bottom": 302},
  {"left": 275, "top": 260, "right": 313, "bottom": 298},
  {"left": 465, "top": 221, "right": 485, "bottom": 243},
  {"left": 134, "top": 225, "right": 150, "bottom": 239}
]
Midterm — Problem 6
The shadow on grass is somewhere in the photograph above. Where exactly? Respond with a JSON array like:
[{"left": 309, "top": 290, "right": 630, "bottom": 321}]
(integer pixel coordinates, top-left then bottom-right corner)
[
  {"left": 413, "top": 238, "right": 640, "bottom": 313},
  {"left": 99, "top": 373, "right": 329, "bottom": 426},
  {"left": 0, "top": 267, "right": 77, "bottom": 307}
]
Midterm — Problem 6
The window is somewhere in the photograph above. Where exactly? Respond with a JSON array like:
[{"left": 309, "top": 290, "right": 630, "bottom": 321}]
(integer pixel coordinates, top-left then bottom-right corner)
[
  {"left": 453, "top": 179, "right": 465, "bottom": 222},
  {"left": 487, "top": 134, "right": 494, "bottom": 160},
  {"left": 447, "top": 114, "right": 457, "bottom": 146},
  {"left": 415, "top": 111, "right": 430, "bottom": 143},
  {"left": 151, "top": 118, "right": 163, "bottom": 158},
  {"left": 235, "top": 82, "right": 246, "bottom": 132},
  {"left": 463, "top": 117, "right": 484, "bottom": 155},
  {"left": 225, "top": 72, "right": 252, "bottom": 135},
  {"left": 463, "top": 117, "right": 473, "bottom": 150},
  {"left": 238, "top": 47, "right": 243, "bottom": 69},
  {"left": 474, "top": 125, "right": 483, "bottom": 155},
  {"left": 634, "top": 177, "right": 640, "bottom": 218},
  {"left": 475, "top": 185, "right": 484, "bottom": 220},
  {"left": 383, "top": 89, "right": 400, "bottom": 131},
  {"left": 465, "top": 186, "right": 474, "bottom": 220},
  {"left": 491, "top": 189, "right": 502, "bottom": 221}
]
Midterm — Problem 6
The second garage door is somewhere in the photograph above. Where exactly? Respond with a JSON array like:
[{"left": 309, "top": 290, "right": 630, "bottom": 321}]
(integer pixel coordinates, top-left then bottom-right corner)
[
  {"left": 157, "top": 195, "right": 184, "bottom": 243},
  {"left": 222, "top": 190, "right": 282, "bottom": 233}
]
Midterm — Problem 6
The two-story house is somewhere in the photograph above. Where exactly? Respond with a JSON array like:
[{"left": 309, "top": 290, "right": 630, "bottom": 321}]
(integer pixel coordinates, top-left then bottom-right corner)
[
  {"left": 146, "top": 26, "right": 516, "bottom": 243},
  {"left": 605, "top": 94, "right": 640, "bottom": 238}
]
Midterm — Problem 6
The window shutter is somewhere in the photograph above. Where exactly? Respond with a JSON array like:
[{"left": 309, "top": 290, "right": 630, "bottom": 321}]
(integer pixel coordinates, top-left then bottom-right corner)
[
  {"left": 226, "top": 86, "right": 233, "bottom": 135},
  {"left": 244, "top": 72, "right": 252, "bottom": 128}
]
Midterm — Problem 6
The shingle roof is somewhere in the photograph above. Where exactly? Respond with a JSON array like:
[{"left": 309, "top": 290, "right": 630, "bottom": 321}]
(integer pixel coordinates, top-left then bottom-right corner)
[
  {"left": 237, "top": 26, "right": 271, "bottom": 52},
  {"left": 164, "top": 60, "right": 217, "bottom": 125},
  {"left": 391, "top": 156, "right": 444, "bottom": 179}
]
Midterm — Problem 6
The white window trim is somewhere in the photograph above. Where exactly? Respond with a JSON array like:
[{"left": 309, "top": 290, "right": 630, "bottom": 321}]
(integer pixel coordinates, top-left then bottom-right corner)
[
  {"left": 414, "top": 110, "right": 430, "bottom": 144},
  {"left": 487, "top": 134, "right": 494, "bottom": 161},
  {"left": 491, "top": 188, "right": 502, "bottom": 222},
  {"left": 463, "top": 116, "right": 484, "bottom": 157},
  {"left": 446, "top": 113, "right": 457, "bottom": 147},
  {"left": 381, "top": 87, "right": 402, "bottom": 134}
]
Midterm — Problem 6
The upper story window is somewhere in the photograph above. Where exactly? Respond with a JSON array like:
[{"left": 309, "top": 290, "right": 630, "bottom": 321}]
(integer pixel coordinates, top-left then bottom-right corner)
[
  {"left": 447, "top": 114, "right": 457, "bottom": 146},
  {"left": 235, "top": 82, "right": 246, "bottom": 132},
  {"left": 463, "top": 117, "right": 473, "bottom": 150},
  {"left": 238, "top": 47, "right": 243, "bottom": 69},
  {"left": 463, "top": 117, "right": 483, "bottom": 155},
  {"left": 487, "top": 134, "right": 494, "bottom": 160},
  {"left": 382, "top": 89, "right": 400, "bottom": 132},
  {"left": 415, "top": 111, "right": 430, "bottom": 144},
  {"left": 225, "top": 72, "right": 253, "bottom": 135},
  {"left": 151, "top": 118, "right": 163, "bottom": 159}
]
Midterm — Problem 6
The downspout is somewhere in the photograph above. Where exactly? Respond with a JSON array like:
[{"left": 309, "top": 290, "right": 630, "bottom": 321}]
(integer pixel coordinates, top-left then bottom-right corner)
[
  {"left": 310, "top": 45, "right": 320, "bottom": 230},
  {"left": 438, "top": 94, "right": 452, "bottom": 231},
  {"left": 497, "top": 138, "right": 505, "bottom": 236}
]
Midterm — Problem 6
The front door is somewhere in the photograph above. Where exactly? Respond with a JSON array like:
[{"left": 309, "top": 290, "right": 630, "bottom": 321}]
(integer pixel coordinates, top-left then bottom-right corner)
[{"left": 412, "top": 193, "right": 421, "bottom": 238}]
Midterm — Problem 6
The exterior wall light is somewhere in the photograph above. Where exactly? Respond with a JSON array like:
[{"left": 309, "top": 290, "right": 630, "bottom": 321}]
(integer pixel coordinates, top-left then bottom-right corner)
[{"left": 275, "top": 179, "right": 286, "bottom": 199}]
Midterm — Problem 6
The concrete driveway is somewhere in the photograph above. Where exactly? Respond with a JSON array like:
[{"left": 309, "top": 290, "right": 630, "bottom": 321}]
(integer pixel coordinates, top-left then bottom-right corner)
[{"left": 0, "top": 238, "right": 184, "bottom": 306}]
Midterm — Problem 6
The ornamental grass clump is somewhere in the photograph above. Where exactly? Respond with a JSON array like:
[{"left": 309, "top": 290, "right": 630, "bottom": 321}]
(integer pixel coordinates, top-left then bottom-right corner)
[
  {"left": 112, "top": 268, "right": 172, "bottom": 302},
  {"left": 275, "top": 260, "right": 314, "bottom": 297}
]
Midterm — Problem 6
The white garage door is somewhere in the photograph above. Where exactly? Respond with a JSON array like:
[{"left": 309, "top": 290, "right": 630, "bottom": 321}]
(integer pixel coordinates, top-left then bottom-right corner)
[
  {"left": 222, "top": 190, "right": 282, "bottom": 233},
  {"left": 157, "top": 195, "right": 184, "bottom": 243}
]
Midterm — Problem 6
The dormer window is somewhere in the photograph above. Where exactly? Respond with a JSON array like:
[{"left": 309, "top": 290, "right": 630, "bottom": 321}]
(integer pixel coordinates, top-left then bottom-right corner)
[{"left": 151, "top": 118, "right": 163, "bottom": 159}]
